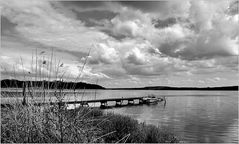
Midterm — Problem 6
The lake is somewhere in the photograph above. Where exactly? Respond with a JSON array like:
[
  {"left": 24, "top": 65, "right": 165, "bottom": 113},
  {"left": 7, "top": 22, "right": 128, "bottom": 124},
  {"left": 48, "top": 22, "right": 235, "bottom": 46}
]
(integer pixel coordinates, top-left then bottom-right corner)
[
  {"left": 101, "top": 90, "right": 238, "bottom": 143},
  {"left": 1, "top": 89, "right": 238, "bottom": 143}
]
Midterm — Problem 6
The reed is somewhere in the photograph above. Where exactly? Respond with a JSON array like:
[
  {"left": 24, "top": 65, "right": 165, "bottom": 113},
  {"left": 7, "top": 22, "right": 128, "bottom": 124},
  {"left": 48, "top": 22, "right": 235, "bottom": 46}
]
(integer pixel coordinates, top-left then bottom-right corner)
[{"left": 1, "top": 49, "right": 103, "bottom": 143}]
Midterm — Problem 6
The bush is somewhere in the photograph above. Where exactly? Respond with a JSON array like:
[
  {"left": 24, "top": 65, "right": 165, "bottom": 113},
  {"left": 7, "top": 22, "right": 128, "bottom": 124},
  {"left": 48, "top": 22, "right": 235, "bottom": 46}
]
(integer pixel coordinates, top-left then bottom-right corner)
[
  {"left": 142, "top": 124, "right": 179, "bottom": 143},
  {"left": 98, "top": 113, "right": 139, "bottom": 143},
  {"left": 97, "top": 112, "right": 179, "bottom": 143}
]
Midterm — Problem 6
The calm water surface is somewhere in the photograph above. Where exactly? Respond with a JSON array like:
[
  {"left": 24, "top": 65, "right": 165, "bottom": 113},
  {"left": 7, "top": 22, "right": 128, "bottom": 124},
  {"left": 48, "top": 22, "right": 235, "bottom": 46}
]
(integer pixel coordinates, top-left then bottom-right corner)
[
  {"left": 1, "top": 90, "right": 238, "bottom": 143},
  {"left": 100, "top": 90, "right": 238, "bottom": 143}
]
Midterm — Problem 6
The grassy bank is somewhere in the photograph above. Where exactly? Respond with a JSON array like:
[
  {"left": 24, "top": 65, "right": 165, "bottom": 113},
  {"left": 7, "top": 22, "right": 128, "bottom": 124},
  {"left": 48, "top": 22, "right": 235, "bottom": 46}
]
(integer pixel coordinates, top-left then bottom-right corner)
[{"left": 1, "top": 102, "right": 179, "bottom": 143}]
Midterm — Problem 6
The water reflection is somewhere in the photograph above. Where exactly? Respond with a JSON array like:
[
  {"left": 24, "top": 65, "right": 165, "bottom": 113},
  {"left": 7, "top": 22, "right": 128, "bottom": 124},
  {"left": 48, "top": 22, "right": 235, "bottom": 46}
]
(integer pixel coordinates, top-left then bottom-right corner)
[{"left": 105, "top": 91, "right": 238, "bottom": 143}]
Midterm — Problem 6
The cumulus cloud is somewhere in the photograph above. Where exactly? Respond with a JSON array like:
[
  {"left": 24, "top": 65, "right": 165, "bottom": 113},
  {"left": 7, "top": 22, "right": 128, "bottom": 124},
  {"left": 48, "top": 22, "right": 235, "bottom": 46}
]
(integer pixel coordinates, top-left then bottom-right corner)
[
  {"left": 106, "top": 6, "right": 156, "bottom": 39},
  {"left": 125, "top": 48, "right": 147, "bottom": 65},
  {"left": 150, "top": 0, "right": 239, "bottom": 60},
  {"left": 100, "top": 0, "right": 238, "bottom": 62},
  {"left": 1, "top": 0, "right": 238, "bottom": 87},
  {"left": 87, "top": 42, "right": 120, "bottom": 65}
]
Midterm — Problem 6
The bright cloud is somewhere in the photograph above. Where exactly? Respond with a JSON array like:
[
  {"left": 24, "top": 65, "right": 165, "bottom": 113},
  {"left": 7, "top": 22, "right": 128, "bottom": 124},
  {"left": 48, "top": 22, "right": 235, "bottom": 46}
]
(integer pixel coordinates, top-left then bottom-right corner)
[{"left": 1, "top": 0, "right": 238, "bottom": 87}]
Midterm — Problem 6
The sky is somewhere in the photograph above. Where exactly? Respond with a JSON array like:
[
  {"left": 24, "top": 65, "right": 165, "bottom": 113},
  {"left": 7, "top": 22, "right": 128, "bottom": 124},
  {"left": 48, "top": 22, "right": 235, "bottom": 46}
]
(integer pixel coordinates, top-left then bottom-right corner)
[{"left": 0, "top": 0, "right": 238, "bottom": 88}]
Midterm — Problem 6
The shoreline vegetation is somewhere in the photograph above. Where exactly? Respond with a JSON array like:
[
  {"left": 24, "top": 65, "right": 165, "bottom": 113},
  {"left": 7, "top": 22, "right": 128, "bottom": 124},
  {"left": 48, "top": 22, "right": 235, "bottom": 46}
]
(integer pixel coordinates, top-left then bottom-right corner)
[
  {"left": 1, "top": 79, "right": 105, "bottom": 89},
  {"left": 1, "top": 102, "right": 179, "bottom": 143},
  {"left": 1, "top": 79, "right": 238, "bottom": 91}
]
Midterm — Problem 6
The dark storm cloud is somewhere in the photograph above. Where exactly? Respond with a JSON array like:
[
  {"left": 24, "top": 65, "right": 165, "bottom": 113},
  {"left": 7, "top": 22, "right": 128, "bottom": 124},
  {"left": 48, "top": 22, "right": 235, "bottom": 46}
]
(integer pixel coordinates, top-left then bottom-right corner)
[
  {"left": 57, "top": 50, "right": 88, "bottom": 61},
  {"left": 101, "top": 29, "right": 127, "bottom": 40},
  {"left": 59, "top": 1, "right": 117, "bottom": 27},
  {"left": 100, "top": 67, "right": 128, "bottom": 79},
  {"left": 153, "top": 17, "right": 177, "bottom": 28},
  {"left": 123, "top": 64, "right": 161, "bottom": 76},
  {"left": 60, "top": 1, "right": 107, "bottom": 9},
  {"left": 227, "top": 0, "right": 239, "bottom": 15},
  {"left": 119, "top": 1, "right": 190, "bottom": 19},
  {"left": 74, "top": 10, "right": 117, "bottom": 27},
  {"left": 77, "top": 11, "right": 116, "bottom": 21},
  {"left": 158, "top": 40, "right": 238, "bottom": 61},
  {"left": 126, "top": 55, "right": 145, "bottom": 65},
  {"left": 119, "top": 1, "right": 167, "bottom": 13},
  {"left": 87, "top": 56, "right": 114, "bottom": 65},
  {"left": 1, "top": 16, "right": 17, "bottom": 35}
]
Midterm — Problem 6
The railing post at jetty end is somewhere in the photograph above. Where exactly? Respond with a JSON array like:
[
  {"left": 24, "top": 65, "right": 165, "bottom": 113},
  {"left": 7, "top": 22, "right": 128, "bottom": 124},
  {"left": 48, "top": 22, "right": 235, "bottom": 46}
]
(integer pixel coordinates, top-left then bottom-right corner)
[
  {"left": 100, "top": 101, "right": 108, "bottom": 108},
  {"left": 81, "top": 102, "right": 89, "bottom": 107},
  {"left": 115, "top": 100, "right": 123, "bottom": 107},
  {"left": 128, "top": 99, "right": 134, "bottom": 105},
  {"left": 139, "top": 98, "right": 144, "bottom": 105}
]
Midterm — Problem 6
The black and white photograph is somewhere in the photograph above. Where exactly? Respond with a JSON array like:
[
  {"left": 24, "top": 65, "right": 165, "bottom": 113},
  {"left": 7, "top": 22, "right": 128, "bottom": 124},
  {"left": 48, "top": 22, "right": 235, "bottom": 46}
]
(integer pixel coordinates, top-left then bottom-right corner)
[{"left": 1, "top": 0, "right": 238, "bottom": 143}]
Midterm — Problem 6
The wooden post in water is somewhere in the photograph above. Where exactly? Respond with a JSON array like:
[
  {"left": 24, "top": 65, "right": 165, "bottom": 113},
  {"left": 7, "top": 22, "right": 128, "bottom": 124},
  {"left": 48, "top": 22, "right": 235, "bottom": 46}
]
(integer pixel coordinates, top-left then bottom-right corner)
[
  {"left": 163, "top": 96, "right": 166, "bottom": 108},
  {"left": 128, "top": 99, "right": 134, "bottom": 105},
  {"left": 22, "top": 81, "right": 27, "bottom": 106},
  {"left": 100, "top": 101, "right": 107, "bottom": 108},
  {"left": 116, "top": 100, "right": 123, "bottom": 107},
  {"left": 139, "top": 98, "right": 144, "bottom": 105},
  {"left": 81, "top": 102, "right": 89, "bottom": 107}
]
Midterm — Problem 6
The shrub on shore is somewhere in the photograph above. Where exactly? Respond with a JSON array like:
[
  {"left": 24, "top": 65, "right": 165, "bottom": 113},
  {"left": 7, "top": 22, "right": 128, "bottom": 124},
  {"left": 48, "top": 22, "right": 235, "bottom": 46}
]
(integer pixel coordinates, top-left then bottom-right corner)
[{"left": 98, "top": 112, "right": 179, "bottom": 143}]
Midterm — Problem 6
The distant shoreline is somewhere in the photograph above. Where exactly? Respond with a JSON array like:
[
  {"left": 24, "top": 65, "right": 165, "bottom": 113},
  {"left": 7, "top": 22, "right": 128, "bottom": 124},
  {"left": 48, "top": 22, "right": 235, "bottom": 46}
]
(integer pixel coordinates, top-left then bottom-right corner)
[
  {"left": 1, "top": 79, "right": 105, "bottom": 89},
  {"left": 1, "top": 79, "right": 238, "bottom": 91},
  {"left": 106, "top": 86, "right": 238, "bottom": 91}
]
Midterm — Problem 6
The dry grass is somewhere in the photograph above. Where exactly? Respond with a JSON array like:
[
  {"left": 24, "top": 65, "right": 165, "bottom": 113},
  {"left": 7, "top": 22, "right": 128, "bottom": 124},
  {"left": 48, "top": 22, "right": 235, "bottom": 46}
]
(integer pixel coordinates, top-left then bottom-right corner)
[
  {"left": 1, "top": 49, "right": 103, "bottom": 143},
  {"left": 1, "top": 101, "right": 180, "bottom": 143},
  {"left": 1, "top": 102, "right": 104, "bottom": 143}
]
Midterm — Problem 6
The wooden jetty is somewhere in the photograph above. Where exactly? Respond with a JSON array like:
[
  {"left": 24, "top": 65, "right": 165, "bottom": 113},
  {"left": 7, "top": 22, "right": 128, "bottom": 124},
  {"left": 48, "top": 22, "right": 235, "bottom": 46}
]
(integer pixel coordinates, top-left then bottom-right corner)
[
  {"left": 1, "top": 96, "right": 165, "bottom": 109},
  {"left": 40, "top": 96, "right": 164, "bottom": 108}
]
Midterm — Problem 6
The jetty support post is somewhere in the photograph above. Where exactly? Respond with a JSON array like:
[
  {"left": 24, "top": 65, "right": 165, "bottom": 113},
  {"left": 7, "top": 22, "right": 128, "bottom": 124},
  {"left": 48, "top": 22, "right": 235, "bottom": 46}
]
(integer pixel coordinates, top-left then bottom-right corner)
[
  {"left": 58, "top": 101, "right": 66, "bottom": 109},
  {"left": 100, "top": 101, "right": 108, "bottom": 108},
  {"left": 22, "top": 81, "right": 27, "bottom": 106},
  {"left": 128, "top": 99, "right": 134, "bottom": 105},
  {"left": 115, "top": 100, "right": 123, "bottom": 107},
  {"left": 139, "top": 98, "right": 144, "bottom": 105},
  {"left": 81, "top": 101, "right": 89, "bottom": 107},
  {"left": 163, "top": 96, "right": 166, "bottom": 108}
]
